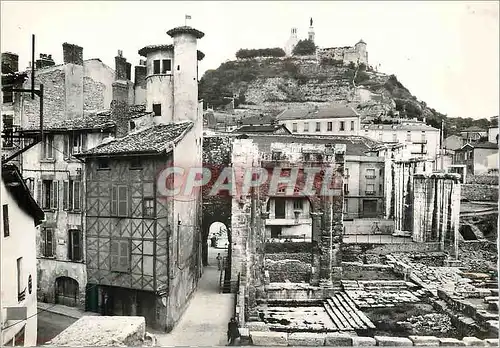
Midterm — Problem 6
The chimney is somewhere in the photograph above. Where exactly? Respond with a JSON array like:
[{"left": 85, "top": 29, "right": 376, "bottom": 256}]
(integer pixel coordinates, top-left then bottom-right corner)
[
  {"left": 1, "top": 52, "right": 19, "bottom": 72},
  {"left": 115, "top": 50, "right": 127, "bottom": 81},
  {"left": 134, "top": 65, "right": 146, "bottom": 87},
  {"left": 62, "top": 43, "right": 83, "bottom": 65},
  {"left": 125, "top": 62, "right": 132, "bottom": 81},
  {"left": 111, "top": 50, "right": 134, "bottom": 138},
  {"left": 36, "top": 53, "right": 55, "bottom": 69}
]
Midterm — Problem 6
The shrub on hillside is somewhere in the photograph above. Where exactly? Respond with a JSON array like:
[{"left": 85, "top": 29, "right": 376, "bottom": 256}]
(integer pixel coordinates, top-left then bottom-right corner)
[
  {"left": 292, "top": 39, "right": 316, "bottom": 56},
  {"left": 320, "top": 58, "right": 344, "bottom": 66},
  {"left": 235, "top": 47, "right": 286, "bottom": 59}
]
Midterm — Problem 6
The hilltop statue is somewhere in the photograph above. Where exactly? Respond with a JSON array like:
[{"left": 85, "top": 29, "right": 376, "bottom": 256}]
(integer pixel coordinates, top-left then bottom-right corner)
[{"left": 310, "top": 17, "right": 313, "bottom": 26}]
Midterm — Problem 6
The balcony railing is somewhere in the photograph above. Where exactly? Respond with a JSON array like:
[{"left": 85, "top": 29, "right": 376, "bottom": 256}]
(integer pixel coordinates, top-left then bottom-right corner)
[
  {"left": 18, "top": 288, "right": 26, "bottom": 302},
  {"left": 265, "top": 218, "right": 312, "bottom": 226},
  {"left": 365, "top": 175, "right": 376, "bottom": 179},
  {"left": 365, "top": 191, "right": 375, "bottom": 195},
  {"left": 413, "top": 139, "right": 428, "bottom": 144}
]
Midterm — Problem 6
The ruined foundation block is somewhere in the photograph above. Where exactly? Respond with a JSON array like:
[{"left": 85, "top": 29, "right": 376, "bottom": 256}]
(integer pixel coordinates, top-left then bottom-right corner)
[
  {"left": 483, "top": 339, "right": 499, "bottom": 346},
  {"left": 287, "top": 332, "right": 326, "bottom": 346},
  {"left": 374, "top": 336, "right": 413, "bottom": 346},
  {"left": 352, "top": 336, "right": 377, "bottom": 346},
  {"left": 325, "top": 332, "right": 353, "bottom": 346},
  {"left": 462, "top": 337, "right": 486, "bottom": 346},
  {"left": 246, "top": 321, "right": 270, "bottom": 331},
  {"left": 409, "top": 336, "right": 440, "bottom": 346},
  {"left": 439, "top": 338, "right": 466, "bottom": 346},
  {"left": 250, "top": 331, "right": 288, "bottom": 346}
]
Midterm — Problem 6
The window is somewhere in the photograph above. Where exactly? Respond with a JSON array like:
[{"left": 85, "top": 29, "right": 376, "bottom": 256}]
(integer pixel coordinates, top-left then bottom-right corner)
[
  {"left": 344, "top": 183, "right": 349, "bottom": 194},
  {"left": 129, "top": 157, "right": 142, "bottom": 170},
  {"left": 350, "top": 121, "right": 355, "bottom": 131},
  {"left": 143, "top": 198, "right": 155, "bottom": 217},
  {"left": 42, "top": 229, "right": 54, "bottom": 257},
  {"left": 304, "top": 122, "right": 309, "bottom": 132},
  {"left": 392, "top": 133, "right": 398, "bottom": 142},
  {"left": 42, "top": 134, "right": 54, "bottom": 159},
  {"left": 38, "top": 180, "right": 59, "bottom": 210},
  {"left": 3, "top": 86, "right": 13, "bottom": 103},
  {"left": 25, "top": 178, "right": 34, "bottom": 196},
  {"left": 68, "top": 230, "right": 82, "bottom": 261},
  {"left": 63, "top": 180, "right": 81, "bottom": 211},
  {"left": 270, "top": 226, "right": 282, "bottom": 238},
  {"left": 340, "top": 121, "right": 345, "bottom": 131},
  {"left": 129, "top": 121, "right": 136, "bottom": 131},
  {"left": 406, "top": 131, "right": 411, "bottom": 142},
  {"left": 3, "top": 204, "right": 9, "bottom": 237},
  {"left": 110, "top": 239, "right": 130, "bottom": 272},
  {"left": 366, "top": 183, "right": 375, "bottom": 194},
  {"left": 366, "top": 168, "right": 376, "bottom": 179},
  {"left": 277, "top": 186, "right": 286, "bottom": 193},
  {"left": 2, "top": 115, "right": 13, "bottom": 147},
  {"left": 112, "top": 185, "right": 128, "bottom": 216},
  {"left": 327, "top": 122, "right": 333, "bottom": 131},
  {"left": 293, "top": 200, "right": 303, "bottom": 211},
  {"left": 17, "top": 257, "right": 24, "bottom": 302},
  {"left": 292, "top": 123, "right": 297, "bottom": 132},
  {"left": 64, "top": 133, "right": 87, "bottom": 158},
  {"left": 271, "top": 151, "right": 282, "bottom": 161},
  {"left": 316, "top": 122, "right": 321, "bottom": 132},
  {"left": 153, "top": 60, "right": 161, "bottom": 74},
  {"left": 97, "top": 158, "right": 110, "bottom": 170},
  {"left": 153, "top": 103, "right": 161, "bottom": 116},
  {"left": 162, "top": 59, "right": 172, "bottom": 73}
]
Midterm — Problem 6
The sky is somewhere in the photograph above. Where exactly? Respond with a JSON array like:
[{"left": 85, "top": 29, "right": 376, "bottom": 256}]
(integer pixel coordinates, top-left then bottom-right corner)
[{"left": 1, "top": 1, "right": 498, "bottom": 120}]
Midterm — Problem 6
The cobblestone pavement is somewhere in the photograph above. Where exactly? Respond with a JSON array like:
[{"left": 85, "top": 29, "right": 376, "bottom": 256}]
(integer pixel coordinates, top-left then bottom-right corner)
[{"left": 156, "top": 247, "right": 233, "bottom": 346}]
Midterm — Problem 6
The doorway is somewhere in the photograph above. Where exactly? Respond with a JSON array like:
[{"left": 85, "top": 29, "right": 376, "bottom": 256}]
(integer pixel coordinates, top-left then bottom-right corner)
[
  {"left": 55, "top": 277, "right": 79, "bottom": 307},
  {"left": 362, "top": 199, "right": 378, "bottom": 218},
  {"left": 274, "top": 198, "right": 286, "bottom": 218}
]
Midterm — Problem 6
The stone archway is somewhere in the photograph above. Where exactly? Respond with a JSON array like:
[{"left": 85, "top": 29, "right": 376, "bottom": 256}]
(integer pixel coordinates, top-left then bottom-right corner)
[{"left": 55, "top": 276, "right": 79, "bottom": 307}]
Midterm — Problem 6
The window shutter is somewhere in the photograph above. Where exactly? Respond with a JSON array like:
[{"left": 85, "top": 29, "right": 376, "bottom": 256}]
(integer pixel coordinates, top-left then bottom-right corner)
[
  {"left": 51, "top": 180, "right": 59, "bottom": 209},
  {"left": 75, "top": 231, "right": 81, "bottom": 260},
  {"left": 68, "top": 230, "right": 73, "bottom": 260},
  {"left": 111, "top": 186, "right": 117, "bottom": 215},
  {"left": 118, "top": 186, "right": 128, "bottom": 216},
  {"left": 63, "top": 135, "right": 69, "bottom": 159},
  {"left": 41, "top": 229, "right": 46, "bottom": 256},
  {"left": 110, "top": 240, "right": 119, "bottom": 270},
  {"left": 46, "top": 230, "right": 53, "bottom": 257},
  {"left": 82, "top": 134, "right": 87, "bottom": 152},
  {"left": 63, "top": 181, "right": 69, "bottom": 210},
  {"left": 74, "top": 181, "right": 81, "bottom": 211},
  {"left": 37, "top": 180, "right": 42, "bottom": 206}
]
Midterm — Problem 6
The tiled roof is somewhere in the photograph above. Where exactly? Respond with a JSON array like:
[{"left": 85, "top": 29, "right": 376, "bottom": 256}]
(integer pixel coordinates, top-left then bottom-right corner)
[
  {"left": 79, "top": 121, "right": 193, "bottom": 156},
  {"left": 462, "top": 126, "right": 486, "bottom": 132},
  {"left": 138, "top": 44, "right": 205, "bottom": 60},
  {"left": 166, "top": 26, "right": 205, "bottom": 39},
  {"left": 240, "top": 114, "right": 276, "bottom": 125},
  {"left": 23, "top": 110, "right": 115, "bottom": 132},
  {"left": 361, "top": 122, "right": 439, "bottom": 131},
  {"left": 234, "top": 124, "right": 291, "bottom": 134},
  {"left": 244, "top": 134, "right": 378, "bottom": 156},
  {"left": 277, "top": 104, "right": 359, "bottom": 121},
  {"left": 472, "top": 141, "right": 498, "bottom": 150}
]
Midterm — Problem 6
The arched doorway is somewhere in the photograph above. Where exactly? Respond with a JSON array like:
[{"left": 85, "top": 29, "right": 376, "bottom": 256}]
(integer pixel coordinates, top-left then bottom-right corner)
[{"left": 55, "top": 276, "right": 79, "bottom": 307}]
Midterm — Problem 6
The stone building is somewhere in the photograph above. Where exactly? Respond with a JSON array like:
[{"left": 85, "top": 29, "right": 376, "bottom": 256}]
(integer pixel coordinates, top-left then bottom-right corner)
[
  {"left": 75, "top": 25, "right": 205, "bottom": 331},
  {"left": 1, "top": 164, "right": 44, "bottom": 346},
  {"left": 8, "top": 42, "right": 117, "bottom": 309},
  {"left": 453, "top": 141, "right": 499, "bottom": 175},
  {"left": 276, "top": 104, "right": 361, "bottom": 136},
  {"left": 317, "top": 40, "right": 368, "bottom": 66}
]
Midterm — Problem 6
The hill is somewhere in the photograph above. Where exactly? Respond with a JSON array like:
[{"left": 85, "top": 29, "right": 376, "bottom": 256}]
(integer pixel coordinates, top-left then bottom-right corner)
[{"left": 199, "top": 56, "right": 493, "bottom": 135}]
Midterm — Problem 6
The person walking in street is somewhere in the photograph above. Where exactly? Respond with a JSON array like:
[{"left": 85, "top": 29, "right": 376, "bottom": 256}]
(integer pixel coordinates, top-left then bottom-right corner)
[
  {"left": 216, "top": 253, "right": 222, "bottom": 270},
  {"left": 227, "top": 317, "right": 240, "bottom": 346},
  {"left": 211, "top": 235, "right": 217, "bottom": 247}
]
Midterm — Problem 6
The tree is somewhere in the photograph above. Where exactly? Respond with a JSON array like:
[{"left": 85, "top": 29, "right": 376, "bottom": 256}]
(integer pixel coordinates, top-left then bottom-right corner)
[{"left": 292, "top": 39, "right": 316, "bottom": 56}]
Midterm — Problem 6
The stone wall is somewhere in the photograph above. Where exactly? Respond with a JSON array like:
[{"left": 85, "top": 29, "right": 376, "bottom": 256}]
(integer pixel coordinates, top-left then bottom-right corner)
[
  {"left": 265, "top": 253, "right": 312, "bottom": 283},
  {"left": 341, "top": 262, "right": 400, "bottom": 280},
  {"left": 342, "top": 242, "right": 442, "bottom": 263},
  {"left": 83, "top": 76, "right": 106, "bottom": 111},
  {"left": 461, "top": 184, "right": 499, "bottom": 202}
]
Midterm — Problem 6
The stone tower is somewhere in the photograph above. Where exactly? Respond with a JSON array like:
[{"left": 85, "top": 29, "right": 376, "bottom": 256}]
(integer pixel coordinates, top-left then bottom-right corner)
[
  {"left": 284, "top": 28, "right": 299, "bottom": 56},
  {"left": 308, "top": 17, "right": 315, "bottom": 42},
  {"left": 138, "top": 26, "right": 205, "bottom": 125},
  {"left": 355, "top": 39, "right": 368, "bottom": 65}
]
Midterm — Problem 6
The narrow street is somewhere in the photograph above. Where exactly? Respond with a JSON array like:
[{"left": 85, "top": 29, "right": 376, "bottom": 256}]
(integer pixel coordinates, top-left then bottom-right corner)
[
  {"left": 156, "top": 246, "right": 233, "bottom": 346},
  {"left": 37, "top": 311, "right": 77, "bottom": 345}
]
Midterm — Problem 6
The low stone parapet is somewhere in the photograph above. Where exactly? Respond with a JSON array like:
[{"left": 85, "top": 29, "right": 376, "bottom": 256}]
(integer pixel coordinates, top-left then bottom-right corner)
[
  {"left": 439, "top": 337, "right": 466, "bottom": 346},
  {"left": 324, "top": 332, "right": 353, "bottom": 346},
  {"left": 462, "top": 337, "right": 487, "bottom": 346},
  {"left": 250, "top": 331, "right": 287, "bottom": 346},
  {"left": 409, "top": 336, "right": 440, "bottom": 346},
  {"left": 351, "top": 336, "right": 376, "bottom": 346},
  {"left": 375, "top": 335, "right": 414, "bottom": 346},
  {"left": 288, "top": 332, "right": 326, "bottom": 346}
]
